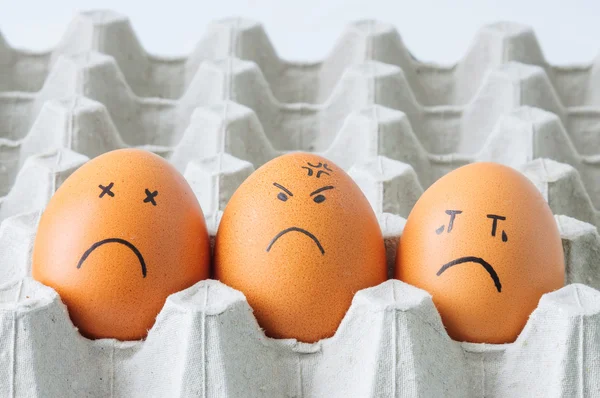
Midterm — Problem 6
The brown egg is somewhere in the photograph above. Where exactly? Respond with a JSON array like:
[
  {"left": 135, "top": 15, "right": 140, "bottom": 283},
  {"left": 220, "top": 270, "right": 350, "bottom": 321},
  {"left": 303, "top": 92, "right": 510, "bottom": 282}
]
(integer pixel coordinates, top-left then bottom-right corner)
[
  {"left": 32, "top": 149, "right": 210, "bottom": 340},
  {"left": 214, "top": 153, "right": 387, "bottom": 343},
  {"left": 396, "top": 162, "right": 565, "bottom": 343}
]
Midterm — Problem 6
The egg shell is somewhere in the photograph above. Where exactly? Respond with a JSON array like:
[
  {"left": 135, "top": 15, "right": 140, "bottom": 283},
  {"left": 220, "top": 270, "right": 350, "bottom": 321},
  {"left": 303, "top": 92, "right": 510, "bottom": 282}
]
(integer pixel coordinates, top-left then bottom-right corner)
[
  {"left": 32, "top": 149, "right": 210, "bottom": 341},
  {"left": 214, "top": 152, "right": 387, "bottom": 343},
  {"left": 395, "top": 162, "right": 565, "bottom": 344}
]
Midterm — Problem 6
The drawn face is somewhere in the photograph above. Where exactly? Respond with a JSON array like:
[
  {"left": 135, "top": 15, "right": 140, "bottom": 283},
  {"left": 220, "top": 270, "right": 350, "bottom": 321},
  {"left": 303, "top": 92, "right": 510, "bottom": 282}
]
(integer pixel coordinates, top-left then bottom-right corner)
[
  {"left": 214, "top": 153, "right": 387, "bottom": 343},
  {"left": 74, "top": 183, "right": 160, "bottom": 278},
  {"left": 32, "top": 149, "right": 210, "bottom": 340},
  {"left": 434, "top": 210, "right": 507, "bottom": 293},
  {"left": 266, "top": 163, "right": 335, "bottom": 256},
  {"left": 395, "top": 162, "right": 565, "bottom": 344}
]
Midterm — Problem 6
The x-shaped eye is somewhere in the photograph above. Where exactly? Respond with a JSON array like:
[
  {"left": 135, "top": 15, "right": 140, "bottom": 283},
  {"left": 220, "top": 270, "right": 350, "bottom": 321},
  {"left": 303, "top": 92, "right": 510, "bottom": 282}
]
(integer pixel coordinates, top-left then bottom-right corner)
[
  {"left": 99, "top": 182, "right": 115, "bottom": 198},
  {"left": 143, "top": 188, "right": 158, "bottom": 206}
]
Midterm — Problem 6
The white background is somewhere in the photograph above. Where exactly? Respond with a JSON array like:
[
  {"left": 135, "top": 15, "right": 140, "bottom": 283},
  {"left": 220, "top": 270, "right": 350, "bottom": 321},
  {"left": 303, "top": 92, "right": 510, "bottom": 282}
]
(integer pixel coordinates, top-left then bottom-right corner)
[{"left": 0, "top": 0, "right": 597, "bottom": 64}]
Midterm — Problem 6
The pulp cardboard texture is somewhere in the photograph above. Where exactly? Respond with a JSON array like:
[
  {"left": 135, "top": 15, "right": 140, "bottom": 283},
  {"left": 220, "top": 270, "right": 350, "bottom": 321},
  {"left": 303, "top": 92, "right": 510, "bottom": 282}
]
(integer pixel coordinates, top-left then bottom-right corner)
[{"left": 0, "top": 9, "right": 599, "bottom": 397}]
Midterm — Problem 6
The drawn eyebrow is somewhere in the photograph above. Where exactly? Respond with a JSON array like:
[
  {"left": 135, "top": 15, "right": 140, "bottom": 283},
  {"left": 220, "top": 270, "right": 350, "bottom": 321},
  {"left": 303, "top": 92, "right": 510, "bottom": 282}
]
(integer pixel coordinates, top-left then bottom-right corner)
[
  {"left": 310, "top": 186, "right": 334, "bottom": 196},
  {"left": 273, "top": 182, "right": 293, "bottom": 196}
]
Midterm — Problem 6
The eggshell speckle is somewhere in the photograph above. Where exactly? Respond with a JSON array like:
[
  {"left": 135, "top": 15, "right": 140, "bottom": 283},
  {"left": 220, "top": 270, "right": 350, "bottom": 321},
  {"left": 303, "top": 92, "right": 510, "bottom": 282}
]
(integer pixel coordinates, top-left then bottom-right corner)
[
  {"left": 32, "top": 149, "right": 210, "bottom": 340},
  {"left": 214, "top": 153, "right": 387, "bottom": 343},
  {"left": 395, "top": 162, "right": 565, "bottom": 344}
]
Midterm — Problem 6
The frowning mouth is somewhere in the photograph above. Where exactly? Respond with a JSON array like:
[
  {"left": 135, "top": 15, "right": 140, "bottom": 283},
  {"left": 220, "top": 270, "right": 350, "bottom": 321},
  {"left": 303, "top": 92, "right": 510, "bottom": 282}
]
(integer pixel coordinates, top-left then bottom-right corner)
[
  {"left": 76, "top": 238, "right": 147, "bottom": 278},
  {"left": 266, "top": 227, "right": 325, "bottom": 255},
  {"left": 436, "top": 256, "right": 501, "bottom": 292}
]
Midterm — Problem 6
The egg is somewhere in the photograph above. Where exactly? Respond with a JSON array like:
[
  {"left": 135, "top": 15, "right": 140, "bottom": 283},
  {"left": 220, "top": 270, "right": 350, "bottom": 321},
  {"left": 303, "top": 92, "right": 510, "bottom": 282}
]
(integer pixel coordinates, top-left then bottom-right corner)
[
  {"left": 214, "top": 153, "right": 387, "bottom": 343},
  {"left": 395, "top": 162, "right": 565, "bottom": 344},
  {"left": 32, "top": 149, "right": 210, "bottom": 340}
]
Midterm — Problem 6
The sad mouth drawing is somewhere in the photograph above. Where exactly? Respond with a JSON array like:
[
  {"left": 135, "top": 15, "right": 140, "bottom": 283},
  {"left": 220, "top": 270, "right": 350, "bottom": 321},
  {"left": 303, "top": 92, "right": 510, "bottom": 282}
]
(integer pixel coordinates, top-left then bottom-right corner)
[
  {"left": 435, "top": 209, "right": 508, "bottom": 293},
  {"left": 437, "top": 256, "right": 501, "bottom": 292},
  {"left": 265, "top": 179, "right": 335, "bottom": 256},
  {"left": 266, "top": 227, "right": 325, "bottom": 255},
  {"left": 76, "top": 238, "right": 147, "bottom": 278}
]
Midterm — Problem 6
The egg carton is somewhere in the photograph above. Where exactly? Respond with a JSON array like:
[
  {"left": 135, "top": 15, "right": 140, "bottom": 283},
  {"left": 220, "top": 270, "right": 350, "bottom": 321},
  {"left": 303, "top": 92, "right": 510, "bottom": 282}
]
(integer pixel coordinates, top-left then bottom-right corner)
[
  {"left": 2, "top": 10, "right": 600, "bottom": 107},
  {"left": 1, "top": 10, "right": 600, "bottom": 397},
  {"left": 1, "top": 266, "right": 599, "bottom": 396},
  {"left": 2, "top": 12, "right": 600, "bottom": 198},
  {"left": 3, "top": 99, "right": 599, "bottom": 231},
  {"left": 1, "top": 178, "right": 600, "bottom": 398}
]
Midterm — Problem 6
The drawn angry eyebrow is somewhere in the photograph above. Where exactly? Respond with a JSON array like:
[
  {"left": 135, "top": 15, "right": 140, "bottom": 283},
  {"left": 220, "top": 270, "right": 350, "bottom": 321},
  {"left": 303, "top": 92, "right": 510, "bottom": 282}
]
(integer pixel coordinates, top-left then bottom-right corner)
[
  {"left": 273, "top": 182, "right": 293, "bottom": 196},
  {"left": 310, "top": 186, "right": 334, "bottom": 196}
]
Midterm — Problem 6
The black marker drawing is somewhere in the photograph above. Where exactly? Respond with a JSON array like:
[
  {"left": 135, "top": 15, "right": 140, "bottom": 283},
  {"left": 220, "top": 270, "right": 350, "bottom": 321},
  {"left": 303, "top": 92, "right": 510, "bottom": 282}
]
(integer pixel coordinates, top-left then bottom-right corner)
[
  {"left": 302, "top": 162, "right": 333, "bottom": 178},
  {"left": 301, "top": 166, "right": 314, "bottom": 176},
  {"left": 310, "top": 185, "right": 334, "bottom": 203},
  {"left": 144, "top": 189, "right": 158, "bottom": 206},
  {"left": 436, "top": 210, "right": 463, "bottom": 234},
  {"left": 274, "top": 182, "right": 293, "bottom": 195},
  {"left": 77, "top": 238, "right": 147, "bottom": 278},
  {"left": 273, "top": 182, "right": 293, "bottom": 201},
  {"left": 487, "top": 214, "right": 508, "bottom": 242},
  {"left": 310, "top": 186, "right": 334, "bottom": 195},
  {"left": 266, "top": 227, "right": 325, "bottom": 255},
  {"left": 99, "top": 182, "right": 115, "bottom": 198},
  {"left": 437, "top": 256, "right": 502, "bottom": 292}
]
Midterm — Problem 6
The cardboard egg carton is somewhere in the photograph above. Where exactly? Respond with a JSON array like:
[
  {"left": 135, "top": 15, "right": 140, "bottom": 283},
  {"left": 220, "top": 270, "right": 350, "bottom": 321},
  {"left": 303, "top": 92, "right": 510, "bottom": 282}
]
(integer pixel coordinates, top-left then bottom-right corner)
[
  {"left": 1, "top": 12, "right": 600, "bottom": 195},
  {"left": 1, "top": 262, "right": 599, "bottom": 396},
  {"left": 1, "top": 10, "right": 600, "bottom": 397},
  {"left": 2, "top": 10, "right": 600, "bottom": 107},
  {"left": 3, "top": 276, "right": 600, "bottom": 397}
]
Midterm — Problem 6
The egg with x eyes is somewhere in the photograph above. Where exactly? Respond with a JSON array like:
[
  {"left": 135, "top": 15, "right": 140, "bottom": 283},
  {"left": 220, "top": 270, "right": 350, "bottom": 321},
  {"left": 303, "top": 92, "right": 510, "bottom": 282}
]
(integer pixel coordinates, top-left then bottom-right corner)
[
  {"left": 395, "top": 162, "right": 565, "bottom": 344},
  {"left": 32, "top": 149, "right": 210, "bottom": 340},
  {"left": 214, "top": 152, "right": 387, "bottom": 343}
]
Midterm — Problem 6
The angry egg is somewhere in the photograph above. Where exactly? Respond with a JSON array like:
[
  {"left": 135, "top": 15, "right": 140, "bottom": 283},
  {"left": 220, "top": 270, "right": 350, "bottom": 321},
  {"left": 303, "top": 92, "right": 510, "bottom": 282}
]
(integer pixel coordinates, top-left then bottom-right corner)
[{"left": 214, "top": 153, "right": 387, "bottom": 343}]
